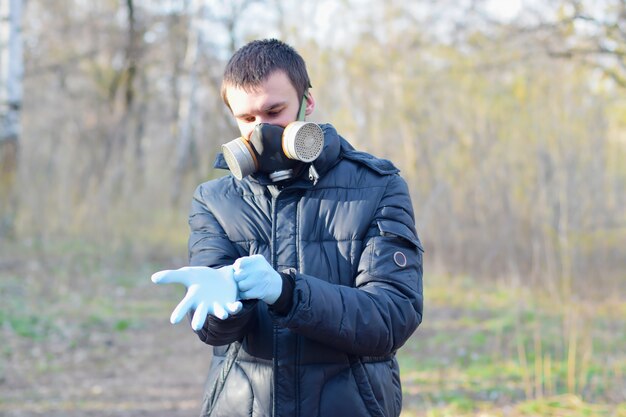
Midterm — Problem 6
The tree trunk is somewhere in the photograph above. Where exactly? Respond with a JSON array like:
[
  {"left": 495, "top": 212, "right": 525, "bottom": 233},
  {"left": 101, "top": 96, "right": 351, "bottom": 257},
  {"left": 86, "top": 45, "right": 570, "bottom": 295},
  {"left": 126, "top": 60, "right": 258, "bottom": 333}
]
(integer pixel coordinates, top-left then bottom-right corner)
[
  {"left": 172, "top": 0, "right": 201, "bottom": 205},
  {"left": 0, "top": 0, "right": 23, "bottom": 238}
]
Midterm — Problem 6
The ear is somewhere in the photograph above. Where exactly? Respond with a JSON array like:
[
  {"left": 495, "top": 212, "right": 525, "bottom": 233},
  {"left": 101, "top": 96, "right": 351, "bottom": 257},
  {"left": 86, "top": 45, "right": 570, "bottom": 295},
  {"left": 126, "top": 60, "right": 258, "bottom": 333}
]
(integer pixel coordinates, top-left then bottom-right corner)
[{"left": 304, "top": 91, "right": 316, "bottom": 116}]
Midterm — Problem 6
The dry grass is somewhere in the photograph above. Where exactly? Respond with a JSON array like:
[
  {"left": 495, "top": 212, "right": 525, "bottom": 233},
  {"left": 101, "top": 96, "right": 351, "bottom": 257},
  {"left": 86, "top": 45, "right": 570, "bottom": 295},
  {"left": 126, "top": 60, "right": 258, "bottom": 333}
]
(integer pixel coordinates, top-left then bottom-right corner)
[{"left": 1, "top": 238, "right": 624, "bottom": 416}]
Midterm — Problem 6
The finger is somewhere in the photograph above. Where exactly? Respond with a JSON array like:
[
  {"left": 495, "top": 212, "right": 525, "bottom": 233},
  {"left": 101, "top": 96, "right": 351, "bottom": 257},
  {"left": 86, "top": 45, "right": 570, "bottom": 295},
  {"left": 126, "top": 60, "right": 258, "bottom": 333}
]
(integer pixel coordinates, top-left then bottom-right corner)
[
  {"left": 233, "top": 265, "right": 255, "bottom": 283},
  {"left": 239, "top": 288, "right": 262, "bottom": 301},
  {"left": 234, "top": 254, "right": 264, "bottom": 270},
  {"left": 151, "top": 269, "right": 192, "bottom": 286},
  {"left": 212, "top": 302, "right": 228, "bottom": 320},
  {"left": 236, "top": 277, "right": 255, "bottom": 292},
  {"left": 170, "top": 291, "right": 197, "bottom": 324},
  {"left": 232, "top": 269, "right": 245, "bottom": 282},
  {"left": 191, "top": 301, "right": 210, "bottom": 331},
  {"left": 151, "top": 269, "right": 174, "bottom": 284},
  {"left": 226, "top": 301, "right": 243, "bottom": 315},
  {"left": 233, "top": 257, "right": 244, "bottom": 274}
]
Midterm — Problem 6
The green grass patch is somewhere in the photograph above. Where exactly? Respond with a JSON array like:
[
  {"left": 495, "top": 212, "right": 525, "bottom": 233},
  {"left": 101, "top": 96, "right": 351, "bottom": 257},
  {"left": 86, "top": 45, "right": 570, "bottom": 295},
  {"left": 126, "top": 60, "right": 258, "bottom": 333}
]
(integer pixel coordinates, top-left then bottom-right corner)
[
  {"left": 400, "top": 273, "right": 626, "bottom": 415},
  {"left": 2, "top": 241, "right": 624, "bottom": 416},
  {"left": 515, "top": 394, "right": 616, "bottom": 416},
  {"left": 0, "top": 279, "right": 57, "bottom": 341}
]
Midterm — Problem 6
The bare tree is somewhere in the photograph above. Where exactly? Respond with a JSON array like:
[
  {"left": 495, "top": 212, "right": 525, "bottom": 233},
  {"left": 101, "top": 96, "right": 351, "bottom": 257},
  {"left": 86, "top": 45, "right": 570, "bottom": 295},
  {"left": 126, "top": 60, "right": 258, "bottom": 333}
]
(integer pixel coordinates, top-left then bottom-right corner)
[
  {"left": 552, "top": 0, "right": 626, "bottom": 86},
  {"left": 0, "top": 0, "right": 23, "bottom": 238},
  {"left": 500, "top": 0, "right": 626, "bottom": 87},
  {"left": 171, "top": 0, "right": 202, "bottom": 204},
  {"left": 99, "top": 0, "right": 145, "bottom": 195},
  {"left": 171, "top": 0, "right": 266, "bottom": 204}
]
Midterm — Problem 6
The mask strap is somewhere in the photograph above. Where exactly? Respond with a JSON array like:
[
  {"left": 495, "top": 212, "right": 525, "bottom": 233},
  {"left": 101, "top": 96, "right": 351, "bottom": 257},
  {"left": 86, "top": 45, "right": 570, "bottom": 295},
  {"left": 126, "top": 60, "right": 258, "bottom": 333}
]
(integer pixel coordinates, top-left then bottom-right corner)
[{"left": 297, "top": 91, "right": 308, "bottom": 122}]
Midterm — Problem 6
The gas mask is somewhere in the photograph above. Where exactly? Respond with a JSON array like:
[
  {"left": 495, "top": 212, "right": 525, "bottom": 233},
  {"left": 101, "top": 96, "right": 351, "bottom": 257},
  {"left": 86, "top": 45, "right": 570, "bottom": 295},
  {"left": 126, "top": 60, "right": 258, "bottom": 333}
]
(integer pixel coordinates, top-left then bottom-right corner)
[{"left": 221, "top": 121, "right": 325, "bottom": 182}]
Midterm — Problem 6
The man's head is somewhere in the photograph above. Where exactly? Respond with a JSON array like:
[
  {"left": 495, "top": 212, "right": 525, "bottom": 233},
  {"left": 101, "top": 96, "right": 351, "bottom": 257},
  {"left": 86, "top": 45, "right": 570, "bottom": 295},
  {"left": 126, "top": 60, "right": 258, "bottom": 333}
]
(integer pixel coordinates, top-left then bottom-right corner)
[{"left": 221, "top": 39, "right": 315, "bottom": 139}]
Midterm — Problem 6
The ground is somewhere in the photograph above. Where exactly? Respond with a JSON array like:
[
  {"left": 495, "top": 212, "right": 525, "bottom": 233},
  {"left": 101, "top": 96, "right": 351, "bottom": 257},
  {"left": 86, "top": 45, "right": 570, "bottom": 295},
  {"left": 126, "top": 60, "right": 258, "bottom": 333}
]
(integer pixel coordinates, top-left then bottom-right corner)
[
  {"left": 1, "top": 240, "right": 625, "bottom": 416},
  {"left": 1, "top": 292, "right": 211, "bottom": 416}
]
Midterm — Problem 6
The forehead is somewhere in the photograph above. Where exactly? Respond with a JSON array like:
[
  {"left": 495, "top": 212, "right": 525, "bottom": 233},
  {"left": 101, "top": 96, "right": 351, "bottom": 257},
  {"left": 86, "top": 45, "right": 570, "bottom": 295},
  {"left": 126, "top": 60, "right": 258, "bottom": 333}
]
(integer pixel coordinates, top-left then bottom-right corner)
[{"left": 225, "top": 70, "right": 298, "bottom": 113}]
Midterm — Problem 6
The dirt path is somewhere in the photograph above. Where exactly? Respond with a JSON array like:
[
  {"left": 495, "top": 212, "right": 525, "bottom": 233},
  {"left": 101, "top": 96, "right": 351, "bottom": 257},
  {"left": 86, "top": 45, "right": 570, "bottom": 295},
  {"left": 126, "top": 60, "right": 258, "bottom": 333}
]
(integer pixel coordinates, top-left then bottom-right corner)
[{"left": 1, "top": 318, "right": 212, "bottom": 416}]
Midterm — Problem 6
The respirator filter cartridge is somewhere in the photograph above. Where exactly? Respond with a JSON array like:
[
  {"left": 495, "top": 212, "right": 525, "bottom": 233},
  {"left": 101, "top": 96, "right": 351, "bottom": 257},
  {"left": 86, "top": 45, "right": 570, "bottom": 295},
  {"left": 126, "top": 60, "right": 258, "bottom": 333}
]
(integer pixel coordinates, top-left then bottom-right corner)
[
  {"left": 221, "top": 121, "right": 325, "bottom": 181},
  {"left": 282, "top": 122, "right": 325, "bottom": 163}
]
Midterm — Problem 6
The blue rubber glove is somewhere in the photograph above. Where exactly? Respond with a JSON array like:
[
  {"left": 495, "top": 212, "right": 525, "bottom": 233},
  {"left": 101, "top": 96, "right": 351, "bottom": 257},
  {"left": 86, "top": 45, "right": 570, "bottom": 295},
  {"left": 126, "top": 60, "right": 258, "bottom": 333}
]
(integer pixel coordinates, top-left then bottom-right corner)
[
  {"left": 151, "top": 266, "right": 243, "bottom": 331},
  {"left": 233, "top": 255, "right": 282, "bottom": 305}
]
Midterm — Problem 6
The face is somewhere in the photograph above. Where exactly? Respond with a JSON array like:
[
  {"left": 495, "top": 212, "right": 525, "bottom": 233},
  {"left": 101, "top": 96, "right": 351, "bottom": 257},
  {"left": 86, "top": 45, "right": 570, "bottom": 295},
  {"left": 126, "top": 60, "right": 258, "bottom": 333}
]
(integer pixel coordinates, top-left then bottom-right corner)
[{"left": 225, "top": 70, "right": 315, "bottom": 140}]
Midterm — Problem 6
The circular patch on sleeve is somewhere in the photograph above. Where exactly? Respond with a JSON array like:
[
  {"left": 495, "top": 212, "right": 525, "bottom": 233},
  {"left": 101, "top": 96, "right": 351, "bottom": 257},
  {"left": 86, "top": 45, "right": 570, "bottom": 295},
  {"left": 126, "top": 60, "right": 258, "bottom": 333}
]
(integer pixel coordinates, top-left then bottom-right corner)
[{"left": 393, "top": 251, "right": 407, "bottom": 267}]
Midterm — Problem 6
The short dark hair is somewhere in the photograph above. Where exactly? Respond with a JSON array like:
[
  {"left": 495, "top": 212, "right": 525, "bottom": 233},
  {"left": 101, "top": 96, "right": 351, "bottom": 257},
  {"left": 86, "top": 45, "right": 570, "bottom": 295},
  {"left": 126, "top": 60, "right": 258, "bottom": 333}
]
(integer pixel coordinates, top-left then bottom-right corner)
[{"left": 221, "top": 39, "right": 312, "bottom": 109}]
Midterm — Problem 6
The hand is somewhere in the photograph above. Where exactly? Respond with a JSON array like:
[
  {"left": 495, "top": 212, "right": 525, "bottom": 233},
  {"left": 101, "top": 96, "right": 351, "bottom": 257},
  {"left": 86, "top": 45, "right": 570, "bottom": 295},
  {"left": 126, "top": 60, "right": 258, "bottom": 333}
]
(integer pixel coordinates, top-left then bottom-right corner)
[
  {"left": 233, "top": 255, "right": 282, "bottom": 305},
  {"left": 151, "top": 266, "right": 243, "bottom": 331}
]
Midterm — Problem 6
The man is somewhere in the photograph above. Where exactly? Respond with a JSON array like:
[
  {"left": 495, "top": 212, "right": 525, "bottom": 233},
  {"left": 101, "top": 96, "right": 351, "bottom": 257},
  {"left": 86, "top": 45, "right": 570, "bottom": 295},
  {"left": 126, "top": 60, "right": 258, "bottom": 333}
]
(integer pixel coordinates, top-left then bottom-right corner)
[{"left": 152, "top": 39, "right": 424, "bottom": 417}]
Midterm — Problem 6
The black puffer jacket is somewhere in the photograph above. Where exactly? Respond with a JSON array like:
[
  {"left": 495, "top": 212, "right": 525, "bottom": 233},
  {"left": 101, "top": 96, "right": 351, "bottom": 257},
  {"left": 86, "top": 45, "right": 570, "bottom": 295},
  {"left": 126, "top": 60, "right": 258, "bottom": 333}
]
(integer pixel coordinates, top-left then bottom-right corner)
[{"left": 188, "top": 124, "right": 424, "bottom": 417}]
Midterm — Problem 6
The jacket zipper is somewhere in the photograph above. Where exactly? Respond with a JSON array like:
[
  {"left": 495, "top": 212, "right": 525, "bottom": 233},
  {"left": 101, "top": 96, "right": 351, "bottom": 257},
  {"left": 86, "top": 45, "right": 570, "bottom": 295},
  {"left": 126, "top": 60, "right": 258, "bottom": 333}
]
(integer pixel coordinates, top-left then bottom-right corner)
[
  {"left": 271, "top": 189, "right": 278, "bottom": 417},
  {"left": 294, "top": 195, "right": 301, "bottom": 417},
  {"left": 272, "top": 187, "right": 303, "bottom": 417}
]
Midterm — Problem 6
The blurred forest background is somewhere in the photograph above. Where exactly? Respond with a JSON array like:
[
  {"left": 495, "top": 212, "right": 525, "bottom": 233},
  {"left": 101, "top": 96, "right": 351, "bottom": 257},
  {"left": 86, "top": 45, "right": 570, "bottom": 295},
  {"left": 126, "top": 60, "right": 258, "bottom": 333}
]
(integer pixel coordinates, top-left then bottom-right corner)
[{"left": 1, "top": 0, "right": 625, "bottom": 416}]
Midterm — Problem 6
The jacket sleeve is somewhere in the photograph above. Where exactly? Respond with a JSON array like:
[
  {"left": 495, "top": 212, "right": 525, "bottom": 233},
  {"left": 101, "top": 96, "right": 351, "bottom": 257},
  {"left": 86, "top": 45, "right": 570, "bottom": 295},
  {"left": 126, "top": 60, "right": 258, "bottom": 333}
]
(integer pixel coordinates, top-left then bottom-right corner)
[
  {"left": 188, "top": 183, "right": 258, "bottom": 345},
  {"left": 271, "top": 174, "right": 423, "bottom": 357}
]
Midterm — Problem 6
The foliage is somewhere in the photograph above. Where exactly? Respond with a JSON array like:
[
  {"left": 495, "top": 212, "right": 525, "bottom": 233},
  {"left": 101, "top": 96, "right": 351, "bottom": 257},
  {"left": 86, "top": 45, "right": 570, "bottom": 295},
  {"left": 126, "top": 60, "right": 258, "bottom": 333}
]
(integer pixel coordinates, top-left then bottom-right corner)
[
  {"left": 3, "top": 0, "right": 623, "bottom": 303},
  {"left": 0, "top": 1, "right": 625, "bottom": 414},
  {"left": 398, "top": 272, "right": 626, "bottom": 415}
]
